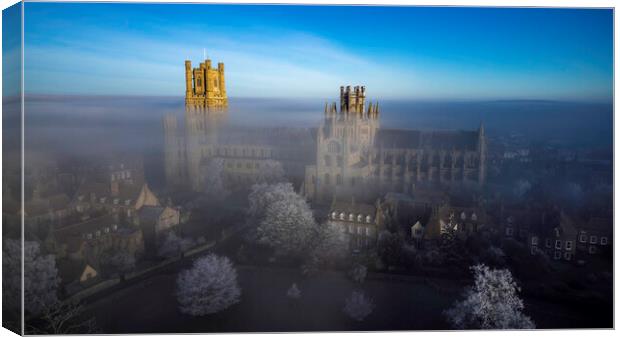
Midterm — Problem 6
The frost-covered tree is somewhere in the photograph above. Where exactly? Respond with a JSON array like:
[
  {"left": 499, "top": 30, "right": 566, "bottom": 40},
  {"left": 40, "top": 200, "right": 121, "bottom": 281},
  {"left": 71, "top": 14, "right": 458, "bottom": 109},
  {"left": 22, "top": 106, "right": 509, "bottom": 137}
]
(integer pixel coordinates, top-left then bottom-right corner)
[
  {"left": 286, "top": 283, "right": 301, "bottom": 300},
  {"left": 308, "top": 222, "right": 348, "bottom": 267},
  {"left": 176, "top": 254, "right": 241, "bottom": 316},
  {"left": 3, "top": 239, "right": 60, "bottom": 316},
  {"left": 255, "top": 160, "right": 286, "bottom": 185},
  {"left": 247, "top": 182, "right": 298, "bottom": 221},
  {"left": 203, "top": 158, "right": 229, "bottom": 200},
  {"left": 444, "top": 264, "right": 535, "bottom": 329},
  {"left": 158, "top": 231, "right": 195, "bottom": 258},
  {"left": 343, "top": 291, "right": 374, "bottom": 321},
  {"left": 257, "top": 195, "right": 317, "bottom": 256},
  {"left": 349, "top": 264, "right": 367, "bottom": 283}
]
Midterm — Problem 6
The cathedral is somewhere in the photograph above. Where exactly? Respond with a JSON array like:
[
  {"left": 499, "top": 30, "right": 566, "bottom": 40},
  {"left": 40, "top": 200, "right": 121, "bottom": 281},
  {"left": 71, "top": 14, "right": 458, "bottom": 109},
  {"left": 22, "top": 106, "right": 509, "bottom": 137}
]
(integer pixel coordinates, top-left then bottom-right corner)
[
  {"left": 303, "top": 85, "right": 487, "bottom": 202},
  {"left": 166, "top": 60, "right": 486, "bottom": 201}
]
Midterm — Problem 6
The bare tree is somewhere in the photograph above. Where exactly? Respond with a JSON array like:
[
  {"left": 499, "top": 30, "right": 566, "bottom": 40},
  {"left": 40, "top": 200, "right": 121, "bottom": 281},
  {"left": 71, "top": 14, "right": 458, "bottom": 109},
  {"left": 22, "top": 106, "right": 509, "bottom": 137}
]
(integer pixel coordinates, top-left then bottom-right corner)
[
  {"left": 444, "top": 264, "right": 535, "bottom": 329},
  {"left": 176, "top": 254, "right": 241, "bottom": 316},
  {"left": 343, "top": 291, "right": 374, "bottom": 321},
  {"left": 26, "top": 300, "right": 98, "bottom": 334}
]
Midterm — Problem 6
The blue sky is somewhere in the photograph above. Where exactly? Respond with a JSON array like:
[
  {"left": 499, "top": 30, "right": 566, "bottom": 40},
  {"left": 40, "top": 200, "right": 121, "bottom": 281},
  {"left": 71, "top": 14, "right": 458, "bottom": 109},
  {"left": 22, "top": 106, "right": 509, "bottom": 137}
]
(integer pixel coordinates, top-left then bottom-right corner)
[{"left": 23, "top": 3, "right": 612, "bottom": 101}]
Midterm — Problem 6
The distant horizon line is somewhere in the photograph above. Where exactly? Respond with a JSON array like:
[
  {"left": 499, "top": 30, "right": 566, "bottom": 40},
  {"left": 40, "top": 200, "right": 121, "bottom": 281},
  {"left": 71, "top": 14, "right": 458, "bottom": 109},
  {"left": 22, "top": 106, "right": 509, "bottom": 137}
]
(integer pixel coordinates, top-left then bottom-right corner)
[{"left": 8, "top": 93, "right": 612, "bottom": 105}]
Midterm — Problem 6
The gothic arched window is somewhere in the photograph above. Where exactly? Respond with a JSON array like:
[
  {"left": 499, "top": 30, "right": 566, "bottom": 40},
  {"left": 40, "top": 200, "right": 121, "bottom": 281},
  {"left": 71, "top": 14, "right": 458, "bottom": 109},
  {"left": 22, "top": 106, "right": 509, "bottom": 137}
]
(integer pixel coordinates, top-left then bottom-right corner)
[{"left": 328, "top": 141, "right": 341, "bottom": 154}]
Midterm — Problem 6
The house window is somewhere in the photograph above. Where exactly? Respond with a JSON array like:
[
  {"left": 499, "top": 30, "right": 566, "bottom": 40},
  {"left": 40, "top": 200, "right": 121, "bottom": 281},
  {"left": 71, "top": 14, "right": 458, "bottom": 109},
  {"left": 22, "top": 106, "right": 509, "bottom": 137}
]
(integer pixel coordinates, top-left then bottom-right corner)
[
  {"left": 357, "top": 214, "right": 363, "bottom": 222},
  {"left": 349, "top": 225, "right": 354, "bottom": 234},
  {"left": 531, "top": 236, "right": 539, "bottom": 246},
  {"left": 96, "top": 230, "right": 101, "bottom": 237},
  {"left": 366, "top": 227, "right": 371, "bottom": 236},
  {"left": 565, "top": 241, "right": 572, "bottom": 251},
  {"left": 555, "top": 240, "right": 562, "bottom": 249},
  {"left": 87, "top": 233, "right": 93, "bottom": 239},
  {"left": 600, "top": 237, "right": 608, "bottom": 245},
  {"left": 564, "top": 252, "right": 572, "bottom": 261},
  {"left": 553, "top": 251, "right": 561, "bottom": 260},
  {"left": 366, "top": 215, "right": 372, "bottom": 223},
  {"left": 336, "top": 175, "right": 343, "bottom": 185},
  {"left": 104, "top": 227, "right": 110, "bottom": 233},
  {"left": 589, "top": 246, "right": 597, "bottom": 254},
  {"left": 331, "top": 212, "right": 337, "bottom": 219},
  {"left": 357, "top": 227, "right": 363, "bottom": 235},
  {"left": 545, "top": 238, "right": 552, "bottom": 248},
  {"left": 590, "top": 236, "right": 597, "bottom": 244},
  {"left": 112, "top": 224, "right": 118, "bottom": 231},
  {"left": 579, "top": 234, "right": 587, "bottom": 243},
  {"left": 505, "top": 227, "right": 513, "bottom": 236}
]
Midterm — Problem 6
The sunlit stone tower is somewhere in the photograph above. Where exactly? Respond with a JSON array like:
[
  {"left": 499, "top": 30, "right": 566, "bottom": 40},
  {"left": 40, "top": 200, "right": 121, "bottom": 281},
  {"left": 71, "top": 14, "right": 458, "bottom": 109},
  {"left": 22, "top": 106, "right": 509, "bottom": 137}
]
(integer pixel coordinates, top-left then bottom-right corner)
[{"left": 185, "top": 58, "right": 227, "bottom": 108}]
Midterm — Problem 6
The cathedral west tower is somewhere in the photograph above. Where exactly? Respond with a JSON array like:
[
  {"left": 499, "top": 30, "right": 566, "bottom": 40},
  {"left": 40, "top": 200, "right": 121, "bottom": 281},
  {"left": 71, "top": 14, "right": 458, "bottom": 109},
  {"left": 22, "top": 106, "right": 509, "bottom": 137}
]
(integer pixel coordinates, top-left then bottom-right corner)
[{"left": 185, "top": 58, "right": 228, "bottom": 108}]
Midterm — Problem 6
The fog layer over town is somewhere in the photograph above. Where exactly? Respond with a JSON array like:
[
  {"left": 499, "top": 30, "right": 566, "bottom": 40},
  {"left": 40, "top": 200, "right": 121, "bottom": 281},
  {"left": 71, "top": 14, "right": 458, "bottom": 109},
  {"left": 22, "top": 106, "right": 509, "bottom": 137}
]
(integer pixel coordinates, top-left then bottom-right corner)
[{"left": 3, "top": 93, "right": 613, "bottom": 333}]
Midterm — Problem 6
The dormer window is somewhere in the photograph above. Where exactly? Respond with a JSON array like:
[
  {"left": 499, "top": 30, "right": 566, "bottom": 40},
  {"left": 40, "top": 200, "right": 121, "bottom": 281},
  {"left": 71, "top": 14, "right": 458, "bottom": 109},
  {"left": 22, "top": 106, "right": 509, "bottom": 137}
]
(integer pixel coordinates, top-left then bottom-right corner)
[
  {"left": 366, "top": 215, "right": 372, "bottom": 223},
  {"left": 460, "top": 212, "right": 466, "bottom": 220},
  {"left": 357, "top": 214, "right": 363, "bottom": 222},
  {"left": 112, "top": 224, "right": 118, "bottom": 231},
  {"left": 340, "top": 212, "right": 345, "bottom": 220},
  {"left": 600, "top": 237, "right": 608, "bottom": 245},
  {"left": 331, "top": 212, "right": 337, "bottom": 219},
  {"left": 471, "top": 213, "right": 477, "bottom": 221},
  {"left": 349, "top": 213, "right": 354, "bottom": 221}
]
